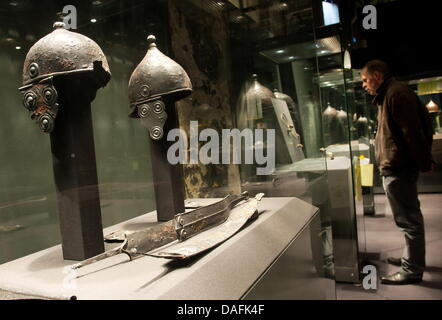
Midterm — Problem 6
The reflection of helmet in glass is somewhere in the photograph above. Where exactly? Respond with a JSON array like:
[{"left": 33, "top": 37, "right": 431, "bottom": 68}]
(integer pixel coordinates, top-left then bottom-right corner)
[
  {"left": 273, "top": 89, "right": 296, "bottom": 111},
  {"left": 244, "top": 74, "right": 275, "bottom": 121},
  {"left": 19, "top": 22, "right": 111, "bottom": 133},
  {"left": 337, "top": 109, "right": 348, "bottom": 120},
  {"left": 323, "top": 102, "right": 337, "bottom": 117},
  {"left": 246, "top": 74, "right": 275, "bottom": 105},
  {"left": 128, "top": 35, "right": 192, "bottom": 140},
  {"left": 357, "top": 116, "right": 368, "bottom": 124}
]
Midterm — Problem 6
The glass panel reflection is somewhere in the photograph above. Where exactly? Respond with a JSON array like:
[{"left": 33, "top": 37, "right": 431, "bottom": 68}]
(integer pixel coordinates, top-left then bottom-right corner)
[{"left": 0, "top": 2, "right": 339, "bottom": 293}]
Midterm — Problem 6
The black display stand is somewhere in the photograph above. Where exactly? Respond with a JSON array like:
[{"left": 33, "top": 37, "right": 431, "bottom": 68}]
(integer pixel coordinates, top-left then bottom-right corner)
[
  {"left": 148, "top": 100, "right": 185, "bottom": 222},
  {"left": 362, "top": 186, "right": 376, "bottom": 216},
  {"left": 49, "top": 75, "right": 105, "bottom": 261}
]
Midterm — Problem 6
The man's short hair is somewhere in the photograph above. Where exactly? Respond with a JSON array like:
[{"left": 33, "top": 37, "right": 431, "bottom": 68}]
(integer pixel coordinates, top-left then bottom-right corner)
[{"left": 363, "top": 60, "right": 390, "bottom": 76}]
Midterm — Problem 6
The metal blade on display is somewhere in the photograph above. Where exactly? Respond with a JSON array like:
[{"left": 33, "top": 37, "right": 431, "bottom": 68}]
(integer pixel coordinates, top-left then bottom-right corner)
[
  {"left": 174, "top": 192, "right": 249, "bottom": 241},
  {"left": 125, "top": 220, "right": 178, "bottom": 255},
  {"left": 148, "top": 193, "right": 264, "bottom": 259},
  {"left": 72, "top": 192, "right": 256, "bottom": 270},
  {"left": 71, "top": 220, "right": 177, "bottom": 270}
]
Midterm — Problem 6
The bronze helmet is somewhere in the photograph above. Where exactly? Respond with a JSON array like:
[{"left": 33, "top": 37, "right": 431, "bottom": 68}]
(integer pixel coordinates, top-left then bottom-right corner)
[
  {"left": 128, "top": 35, "right": 192, "bottom": 140},
  {"left": 19, "top": 22, "right": 111, "bottom": 133}
]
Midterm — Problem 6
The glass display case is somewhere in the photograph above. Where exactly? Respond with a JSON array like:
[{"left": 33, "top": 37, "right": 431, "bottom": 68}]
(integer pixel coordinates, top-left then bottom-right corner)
[
  {"left": 0, "top": 0, "right": 373, "bottom": 299},
  {"left": 313, "top": 56, "right": 369, "bottom": 282},
  {"left": 229, "top": 0, "right": 336, "bottom": 282},
  {"left": 226, "top": 11, "right": 367, "bottom": 282}
]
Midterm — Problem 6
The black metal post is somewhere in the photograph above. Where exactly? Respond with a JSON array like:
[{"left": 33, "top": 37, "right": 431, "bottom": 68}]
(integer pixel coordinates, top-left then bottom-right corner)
[
  {"left": 50, "top": 75, "right": 104, "bottom": 261},
  {"left": 149, "top": 101, "right": 185, "bottom": 222},
  {"left": 362, "top": 186, "right": 376, "bottom": 216}
]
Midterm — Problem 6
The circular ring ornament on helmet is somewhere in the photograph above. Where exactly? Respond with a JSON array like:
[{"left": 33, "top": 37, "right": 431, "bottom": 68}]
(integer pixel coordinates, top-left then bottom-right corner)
[
  {"left": 152, "top": 100, "right": 165, "bottom": 114},
  {"left": 141, "top": 85, "right": 151, "bottom": 98},
  {"left": 23, "top": 91, "right": 38, "bottom": 110},
  {"left": 38, "top": 113, "right": 54, "bottom": 133},
  {"left": 150, "top": 126, "right": 164, "bottom": 140},
  {"left": 29, "top": 63, "right": 39, "bottom": 79},
  {"left": 138, "top": 104, "right": 151, "bottom": 118},
  {"left": 43, "top": 86, "right": 58, "bottom": 106}
]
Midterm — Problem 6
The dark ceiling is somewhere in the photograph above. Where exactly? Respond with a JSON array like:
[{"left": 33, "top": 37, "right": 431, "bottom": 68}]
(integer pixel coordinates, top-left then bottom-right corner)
[{"left": 351, "top": 0, "right": 442, "bottom": 80}]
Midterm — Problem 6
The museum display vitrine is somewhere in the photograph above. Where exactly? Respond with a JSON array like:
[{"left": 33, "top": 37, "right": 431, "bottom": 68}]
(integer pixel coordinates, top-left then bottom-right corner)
[{"left": 0, "top": 0, "right": 373, "bottom": 299}]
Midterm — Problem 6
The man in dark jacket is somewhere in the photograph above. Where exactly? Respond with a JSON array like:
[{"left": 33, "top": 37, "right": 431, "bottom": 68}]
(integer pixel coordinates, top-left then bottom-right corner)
[{"left": 362, "top": 60, "right": 434, "bottom": 285}]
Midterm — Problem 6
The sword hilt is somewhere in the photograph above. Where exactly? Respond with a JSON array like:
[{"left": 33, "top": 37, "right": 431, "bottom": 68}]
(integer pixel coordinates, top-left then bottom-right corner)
[
  {"left": 255, "top": 193, "right": 265, "bottom": 202},
  {"left": 71, "top": 239, "right": 129, "bottom": 270}
]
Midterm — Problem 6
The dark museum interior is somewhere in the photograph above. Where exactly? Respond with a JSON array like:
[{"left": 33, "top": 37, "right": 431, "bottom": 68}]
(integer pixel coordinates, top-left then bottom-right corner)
[{"left": 0, "top": 0, "right": 441, "bottom": 301}]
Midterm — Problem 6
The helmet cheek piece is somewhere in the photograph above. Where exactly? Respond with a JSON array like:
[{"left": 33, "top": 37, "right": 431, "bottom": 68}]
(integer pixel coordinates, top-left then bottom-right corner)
[
  {"left": 20, "top": 77, "right": 59, "bottom": 134},
  {"left": 135, "top": 98, "right": 167, "bottom": 140}
]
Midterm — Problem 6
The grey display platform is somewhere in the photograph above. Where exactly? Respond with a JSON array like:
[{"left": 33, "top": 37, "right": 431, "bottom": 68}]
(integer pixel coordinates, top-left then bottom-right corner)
[
  {"left": 326, "top": 142, "right": 370, "bottom": 159},
  {"left": 0, "top": 197, "right": 333, "bottom": 300},
  {"left": 276, "top": 157, "right": 354, "bottom": 211}
]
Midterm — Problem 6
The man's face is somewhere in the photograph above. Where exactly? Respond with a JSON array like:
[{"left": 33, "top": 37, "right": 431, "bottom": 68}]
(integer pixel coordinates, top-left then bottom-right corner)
[{"left": 361, "top": 68, "right": 384, "bottom": 96}]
